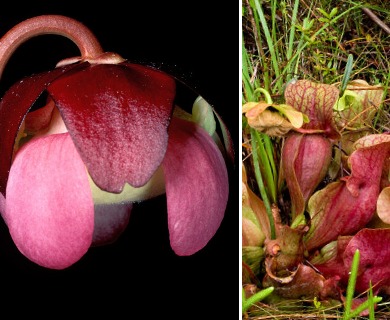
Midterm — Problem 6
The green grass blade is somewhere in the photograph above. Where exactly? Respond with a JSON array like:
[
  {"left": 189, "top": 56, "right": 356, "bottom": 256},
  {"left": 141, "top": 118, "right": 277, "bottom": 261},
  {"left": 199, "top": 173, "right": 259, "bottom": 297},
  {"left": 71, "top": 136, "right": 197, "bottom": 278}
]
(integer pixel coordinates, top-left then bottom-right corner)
[
  {"left": 242, "top": 286, "right": 274, "bottom": 314},
  {"left": 348, "top": 296, "right": 382, "bottom": 319},
  {"left": 339, "top": 53, "right": 354, "bottom": 97},
  {"left": 283, "top": 5, "right": 362, "bottom": 81},
  {"left": 242, "top": 38, "right": 255, "bottom": 102},
  {"left": 368, "top": 281, "right": 376, "bottom": 320},
  {"left": 252, "top": 0, "right": 282, "bottom": 92},
  {"left": 343, "top": 249, "right": 360, "bottom": 320},
  {"left": 250, "top": 128, "right": 276, "bottom": 239},
  {"left": 286, "top": 0, "right": 300, "bottom": 62},
  {"left": 253, "top": 130, "right": 277, "bottom": 204}
]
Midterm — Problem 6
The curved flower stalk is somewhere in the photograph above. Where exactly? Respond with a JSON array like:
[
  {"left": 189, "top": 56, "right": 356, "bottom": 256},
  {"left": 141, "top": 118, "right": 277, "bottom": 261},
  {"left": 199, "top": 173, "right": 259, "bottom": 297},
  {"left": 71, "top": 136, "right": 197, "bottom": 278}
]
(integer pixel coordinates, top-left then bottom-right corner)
[
  {"left": 0, "top": 15, "right": 231, "bottom": 269},
  {"left": 281, "top": 80, "right": 340, "bottom": 218}
]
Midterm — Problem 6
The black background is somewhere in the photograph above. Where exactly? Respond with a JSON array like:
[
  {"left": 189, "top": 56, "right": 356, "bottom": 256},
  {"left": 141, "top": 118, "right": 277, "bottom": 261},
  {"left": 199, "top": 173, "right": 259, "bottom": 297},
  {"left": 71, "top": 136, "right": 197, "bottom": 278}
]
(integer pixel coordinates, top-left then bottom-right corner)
[{"left": 0, "top": 1, "right": 238, "bottom": 318}]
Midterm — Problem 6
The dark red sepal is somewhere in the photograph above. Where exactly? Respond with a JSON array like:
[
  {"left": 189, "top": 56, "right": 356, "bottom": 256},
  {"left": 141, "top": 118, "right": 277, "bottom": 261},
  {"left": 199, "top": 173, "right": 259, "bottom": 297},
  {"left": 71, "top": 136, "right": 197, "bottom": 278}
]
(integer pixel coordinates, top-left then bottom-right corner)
[
  {"left": 0, "top": 63, "right": 87, "bottom": 195},
  {"left": 47, "top": 63, "right": 176, "bottom": 192}
]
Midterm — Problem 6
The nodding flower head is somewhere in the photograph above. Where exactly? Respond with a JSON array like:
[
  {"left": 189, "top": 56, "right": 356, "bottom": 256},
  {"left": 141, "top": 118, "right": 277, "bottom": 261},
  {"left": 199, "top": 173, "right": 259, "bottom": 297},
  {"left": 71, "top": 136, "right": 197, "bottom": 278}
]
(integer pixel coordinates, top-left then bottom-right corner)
[{"left": 0, "top": 15, "right": 233, "bottom": 269}]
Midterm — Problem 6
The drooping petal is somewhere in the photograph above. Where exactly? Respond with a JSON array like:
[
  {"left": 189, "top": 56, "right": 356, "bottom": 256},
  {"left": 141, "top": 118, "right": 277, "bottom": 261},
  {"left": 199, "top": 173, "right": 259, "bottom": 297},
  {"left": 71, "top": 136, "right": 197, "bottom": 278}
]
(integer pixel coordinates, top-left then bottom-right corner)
[
  {"left": 4, "top": 133, "right": 94, "bottom": 269},
  {"left": 91, "top": 202, "right": 132, "bottom": 247},
  {"left": 47, "top": 63, "right": 176, "bottom": 193},
  {"left": 243, "top": 101, "right": 309, "bottom": 137},
  {"left": 0, "top": 63, "right": 88, "bottom": 196},
  {"left": 162, "top": 117, "right": 229, "bottom": 255},
  {"left": 0, "top": 191, "right": 4, "bottom": 215}
]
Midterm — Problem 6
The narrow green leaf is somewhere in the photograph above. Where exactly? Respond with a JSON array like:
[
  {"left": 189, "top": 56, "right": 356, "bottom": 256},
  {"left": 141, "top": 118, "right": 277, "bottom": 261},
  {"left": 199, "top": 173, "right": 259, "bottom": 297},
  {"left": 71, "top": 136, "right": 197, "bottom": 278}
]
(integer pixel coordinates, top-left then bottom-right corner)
[
  {"left": 242, "top": 286, "right": 274, "bottom": 314},
  {"left": 250, "top": 128, "right": 276, "bottom": 239},
  {"left": 253, "top": 0, "right": 282, "bottom": 92},
  {"left": 348, "top": 296, "right": 382, "bottom": 319},
  {"left": 368, "top": 281, "right": 376, "bottom": 320},
  {"left": 339, "top": 53, "right": 354, "bottom": 97},
  {"left": 316, "top": 7, "right": 330, "bottom": 18},
  {"left": 343, "top": 249, "right": 360, "bottom": 319},
  {"left": 253, "top": 131, "right": 276, "bottom": 205},
  {"left": 329, "top": 7, "right": 338, "bottom": 18}
]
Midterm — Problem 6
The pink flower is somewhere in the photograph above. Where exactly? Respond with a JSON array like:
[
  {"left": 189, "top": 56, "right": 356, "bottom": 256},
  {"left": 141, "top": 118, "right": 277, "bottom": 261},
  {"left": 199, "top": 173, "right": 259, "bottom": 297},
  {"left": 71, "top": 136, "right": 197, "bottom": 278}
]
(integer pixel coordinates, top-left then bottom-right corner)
[{"left": 0, "top": 15, "right": 231, "bottom": 269}]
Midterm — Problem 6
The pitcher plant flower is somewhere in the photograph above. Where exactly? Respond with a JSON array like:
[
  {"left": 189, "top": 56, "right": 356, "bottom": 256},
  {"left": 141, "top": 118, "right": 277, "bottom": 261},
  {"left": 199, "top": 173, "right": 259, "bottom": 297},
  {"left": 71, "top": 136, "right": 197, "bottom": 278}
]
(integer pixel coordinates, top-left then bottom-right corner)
[{"left": 0, "top": 15, "right": 232, "bottom": 269}]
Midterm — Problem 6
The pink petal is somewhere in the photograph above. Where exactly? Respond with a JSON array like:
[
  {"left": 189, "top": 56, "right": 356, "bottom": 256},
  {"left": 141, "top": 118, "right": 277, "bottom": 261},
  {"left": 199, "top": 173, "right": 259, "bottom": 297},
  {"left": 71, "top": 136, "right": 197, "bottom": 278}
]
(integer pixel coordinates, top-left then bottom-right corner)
[
  {"left": 162, "top": 117, "right": 229, "bottom": 255},
  {"left": 92, "top": 202, "right": 132, "bottom": 246},
  {"left": 0, "top": 192, "right": 4, "bottom": 215},
  {"left": 5, "top": 133, "right": 94, "bottom": 269},
  {"left": 47, "top": 63, "right": 176, "bottom": 192}
]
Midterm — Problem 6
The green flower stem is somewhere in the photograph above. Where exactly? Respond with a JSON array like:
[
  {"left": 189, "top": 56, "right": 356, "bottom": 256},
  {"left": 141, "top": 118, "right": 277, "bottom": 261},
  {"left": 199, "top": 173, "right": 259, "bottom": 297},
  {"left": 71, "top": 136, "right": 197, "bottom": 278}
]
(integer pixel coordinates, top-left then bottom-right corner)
[{"left": 251, "top": 128, "right": 276, "bottom": 239}]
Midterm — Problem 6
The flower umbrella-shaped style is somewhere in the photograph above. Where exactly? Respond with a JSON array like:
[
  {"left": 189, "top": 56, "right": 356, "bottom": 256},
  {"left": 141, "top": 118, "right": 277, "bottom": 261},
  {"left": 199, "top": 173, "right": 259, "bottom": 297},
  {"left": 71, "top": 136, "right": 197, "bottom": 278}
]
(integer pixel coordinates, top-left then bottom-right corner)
[{"left": 0, "top": 15, "right": 231, "bottom": 269}]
